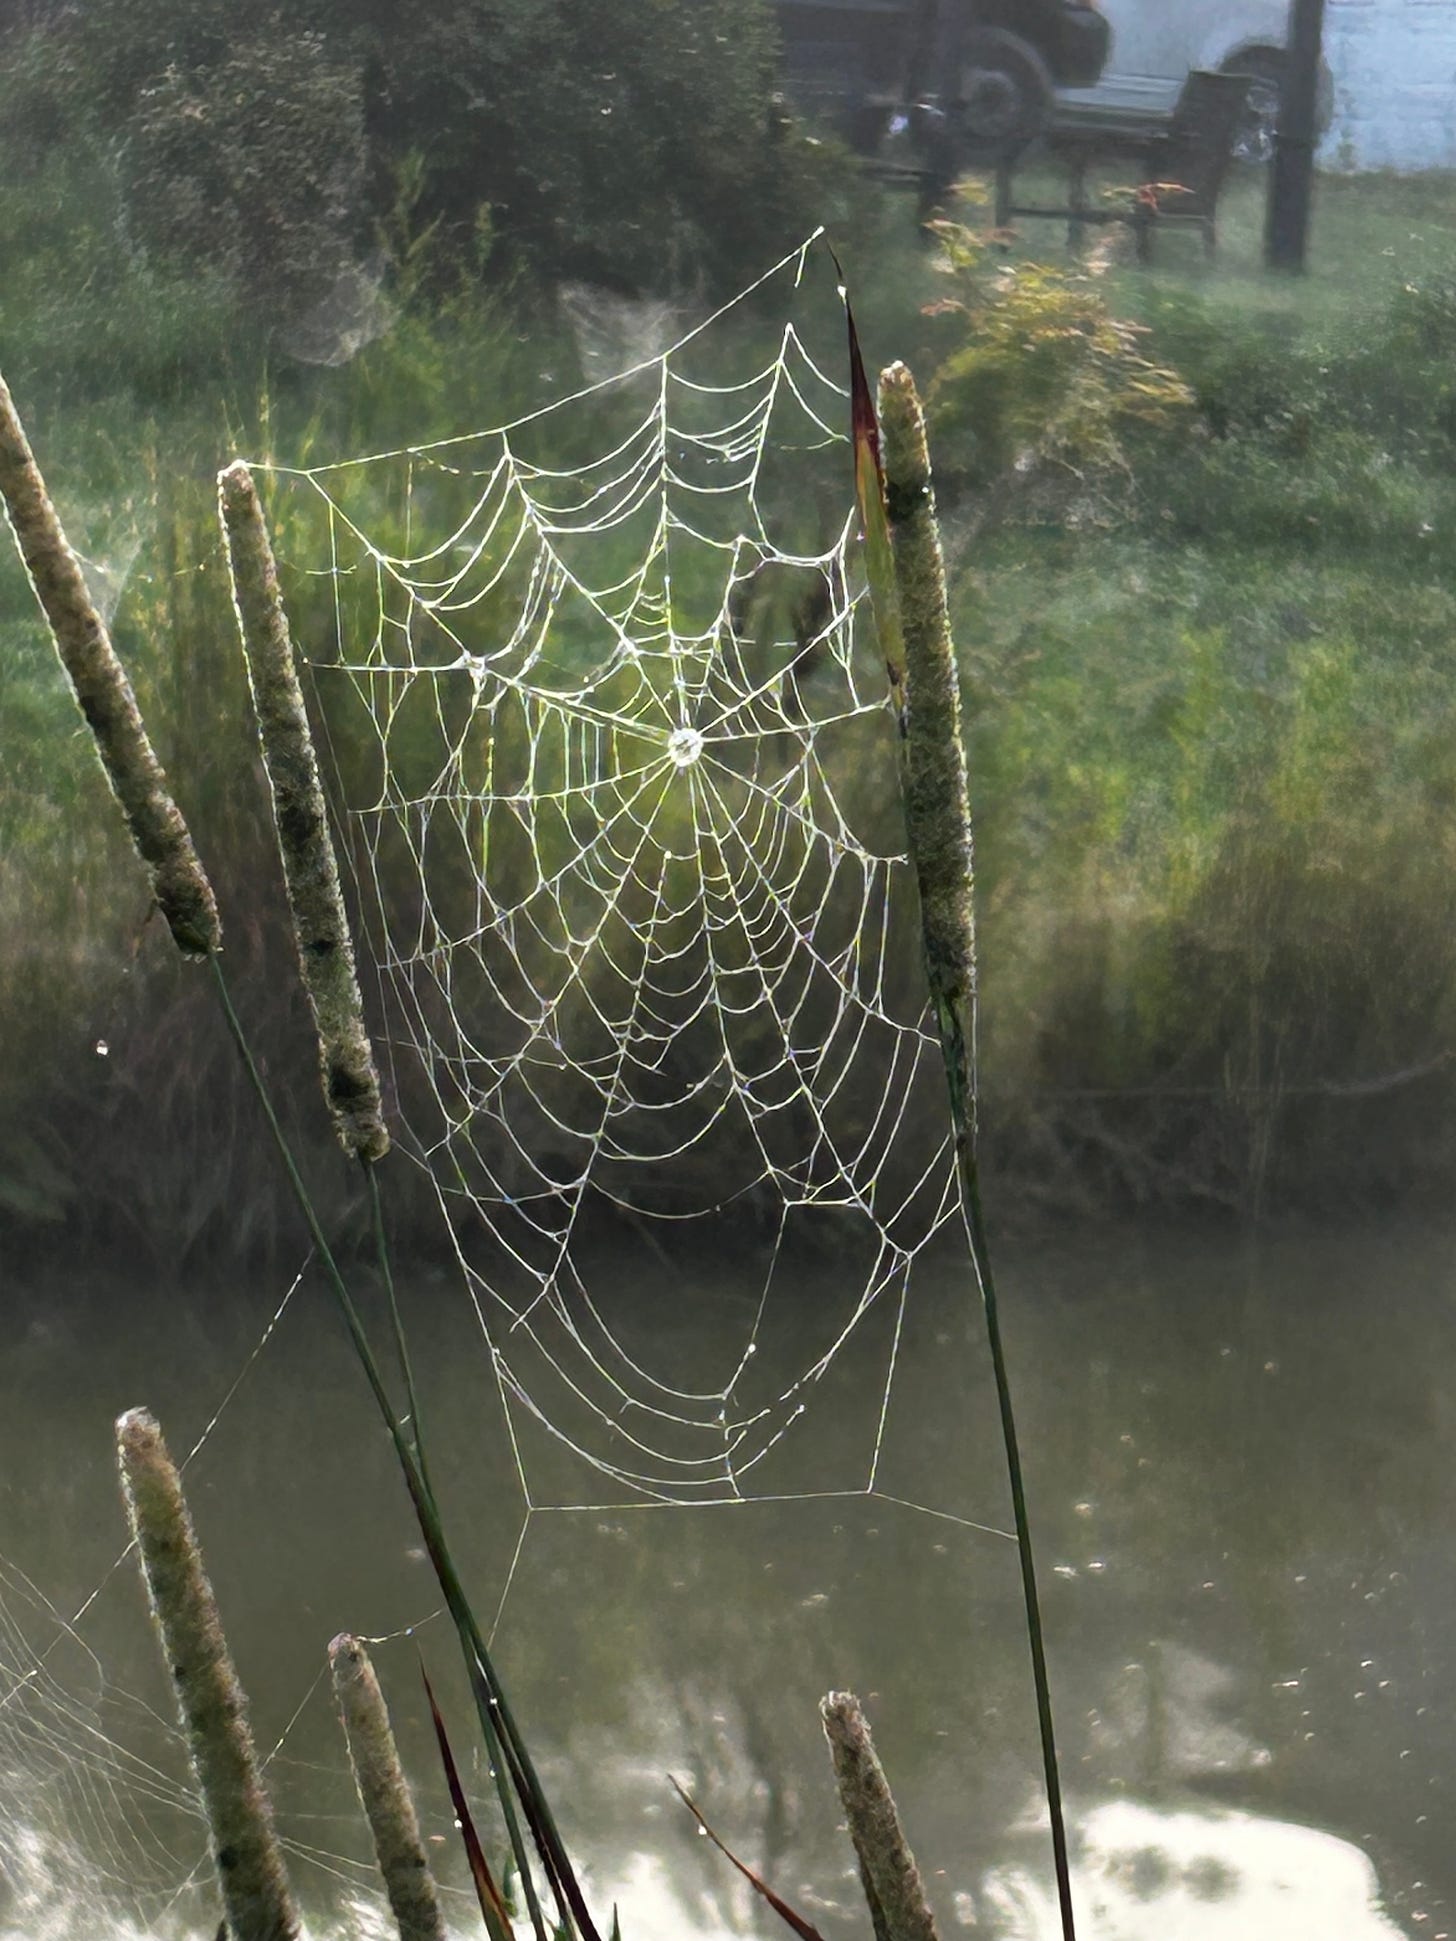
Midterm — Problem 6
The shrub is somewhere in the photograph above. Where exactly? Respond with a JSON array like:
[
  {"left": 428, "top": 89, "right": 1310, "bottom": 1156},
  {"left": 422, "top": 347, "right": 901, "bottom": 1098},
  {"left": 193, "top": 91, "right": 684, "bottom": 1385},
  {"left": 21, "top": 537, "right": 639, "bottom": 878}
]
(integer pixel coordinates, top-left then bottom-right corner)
[
  {"left": 121, "top": 29, "right": 368, "bottom": 328},
  {"left": 922, "top": 202, "right": 1194, "bottom": 522},
  {"left": 1, "top": 0, "right": 839, "bottom": 303}
]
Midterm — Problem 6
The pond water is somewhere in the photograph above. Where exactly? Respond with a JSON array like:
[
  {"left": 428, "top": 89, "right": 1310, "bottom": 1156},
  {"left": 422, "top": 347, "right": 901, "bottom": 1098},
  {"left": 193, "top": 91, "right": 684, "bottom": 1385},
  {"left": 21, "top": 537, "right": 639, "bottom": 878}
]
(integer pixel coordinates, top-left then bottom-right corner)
[{"left": 1, "top": 1215, "right": 1451, "bottom": 1941}]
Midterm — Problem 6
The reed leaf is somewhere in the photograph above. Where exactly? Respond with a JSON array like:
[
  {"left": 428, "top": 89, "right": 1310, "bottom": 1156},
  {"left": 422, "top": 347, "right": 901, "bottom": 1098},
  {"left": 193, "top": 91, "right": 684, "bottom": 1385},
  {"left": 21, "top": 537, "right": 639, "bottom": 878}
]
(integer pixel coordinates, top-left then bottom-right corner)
[
  {"left": 115, "top": 1408, "right": 298, "bottom": 1941},
  {"left": 0, "top": 371, "right": 220, "bottom": 957},
  {"left": 838, "top": 276, "right": 905, "bottom": 715},
  {"left": 420, "top": 1660, "right": 515, "bottom": 1941},
  {"left": 475, "top": 1642, "right": 602, "bottom": 1941},
  {"left": 203, "top": 959, "right": 557, "bottom": 1941},
  {"left": 669, "top": 1777, "right": 827, "bottom": 1941}
]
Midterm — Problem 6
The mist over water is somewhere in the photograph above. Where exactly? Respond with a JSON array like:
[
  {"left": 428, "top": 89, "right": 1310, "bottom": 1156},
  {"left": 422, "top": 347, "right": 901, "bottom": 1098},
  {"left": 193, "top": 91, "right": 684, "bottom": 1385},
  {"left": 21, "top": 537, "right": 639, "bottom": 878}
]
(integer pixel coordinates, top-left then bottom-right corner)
[{"left": 2, "top": 1217, "right": 1450, "bottom": 1939}]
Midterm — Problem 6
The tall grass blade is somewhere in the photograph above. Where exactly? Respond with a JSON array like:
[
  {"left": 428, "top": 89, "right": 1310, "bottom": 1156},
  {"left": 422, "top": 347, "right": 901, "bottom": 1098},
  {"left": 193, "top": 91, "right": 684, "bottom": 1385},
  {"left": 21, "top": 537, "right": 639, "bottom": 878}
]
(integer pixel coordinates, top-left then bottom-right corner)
[
  {"left": 0, "top": 371, "right": 221, "bottom": 957},
  {"left": 365, "top": 1160, "right": 434, "bottom": 1501},
  {"left": 420, "top": 1661, "right": 516, "bottom": 1941},
  {"left": 330, "top": 1633, "right": 448, "bottom": 1941},
  {"left": 115, "top": 1409, "right": 299, "bottom": 1941},
  {"left": 669, "top": 1777, "right": 828, "bottom": 1941}
]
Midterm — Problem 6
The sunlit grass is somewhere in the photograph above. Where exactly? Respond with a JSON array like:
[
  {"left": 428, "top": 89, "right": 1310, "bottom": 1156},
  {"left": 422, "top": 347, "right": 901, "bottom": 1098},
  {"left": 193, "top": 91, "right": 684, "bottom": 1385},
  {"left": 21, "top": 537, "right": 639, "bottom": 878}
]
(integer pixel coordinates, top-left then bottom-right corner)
[{"left": 10, "top": 157, "right": 1456, "bottom": 1232}]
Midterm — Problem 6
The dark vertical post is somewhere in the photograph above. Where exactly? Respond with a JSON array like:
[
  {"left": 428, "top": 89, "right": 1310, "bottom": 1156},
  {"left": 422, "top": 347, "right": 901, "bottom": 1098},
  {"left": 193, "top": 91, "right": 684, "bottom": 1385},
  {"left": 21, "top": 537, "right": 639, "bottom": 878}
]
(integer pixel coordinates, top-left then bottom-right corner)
[
  {"left": 1264, "top": 0, "right": 1327, "bottom": 271},
  {"left": 904, "top": 0, "right": 939, "bottom": 108}
]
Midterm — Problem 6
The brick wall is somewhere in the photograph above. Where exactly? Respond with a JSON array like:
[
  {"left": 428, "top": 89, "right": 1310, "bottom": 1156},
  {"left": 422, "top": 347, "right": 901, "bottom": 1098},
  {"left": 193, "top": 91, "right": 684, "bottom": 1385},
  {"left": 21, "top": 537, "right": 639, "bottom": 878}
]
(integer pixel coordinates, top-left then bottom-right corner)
[{"left": 1323, "top": 0, "right": 1456, "bottom": 170}]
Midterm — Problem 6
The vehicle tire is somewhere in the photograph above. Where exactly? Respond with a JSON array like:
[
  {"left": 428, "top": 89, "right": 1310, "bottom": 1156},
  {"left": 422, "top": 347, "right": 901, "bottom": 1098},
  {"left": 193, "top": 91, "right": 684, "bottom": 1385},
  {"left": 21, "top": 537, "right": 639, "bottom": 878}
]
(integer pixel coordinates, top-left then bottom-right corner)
[{"left": 946, "top": 26, "right": 1054, "bottom": 159}]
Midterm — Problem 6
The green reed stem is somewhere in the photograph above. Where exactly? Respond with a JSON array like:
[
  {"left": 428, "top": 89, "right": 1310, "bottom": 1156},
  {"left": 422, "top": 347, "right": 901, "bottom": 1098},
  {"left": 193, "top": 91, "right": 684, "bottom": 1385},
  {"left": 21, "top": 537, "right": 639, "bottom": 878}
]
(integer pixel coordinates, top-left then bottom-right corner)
[
  {"left": 207, "top": 953, "right": 554, "bottom": 1941},
  {"left": 874, "top": 362, "right": 1077, "bottom": 1941},
  {"left": 364, "top": 1158, "right": 434, "bottom": 1503}
]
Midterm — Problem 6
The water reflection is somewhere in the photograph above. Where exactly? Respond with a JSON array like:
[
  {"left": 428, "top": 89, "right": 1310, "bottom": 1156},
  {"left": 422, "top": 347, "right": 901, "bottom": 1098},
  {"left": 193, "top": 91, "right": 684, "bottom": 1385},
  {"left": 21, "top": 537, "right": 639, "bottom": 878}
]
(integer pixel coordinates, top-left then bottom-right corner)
[
  {"left": 0, "top": 1218, "right": 1452, "bottom": 1938},
  {"left": 986, "top": 1801, "right": 1405, "bottom": 1940}
]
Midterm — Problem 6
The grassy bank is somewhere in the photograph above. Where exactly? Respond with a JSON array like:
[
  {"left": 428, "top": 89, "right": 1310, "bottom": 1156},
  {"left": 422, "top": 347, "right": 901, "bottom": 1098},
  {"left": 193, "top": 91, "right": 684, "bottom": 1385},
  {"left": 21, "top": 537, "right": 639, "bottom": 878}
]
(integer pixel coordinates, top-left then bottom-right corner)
[{"left": 7, "top": 156, "right": 1456, "bottom": 1254}]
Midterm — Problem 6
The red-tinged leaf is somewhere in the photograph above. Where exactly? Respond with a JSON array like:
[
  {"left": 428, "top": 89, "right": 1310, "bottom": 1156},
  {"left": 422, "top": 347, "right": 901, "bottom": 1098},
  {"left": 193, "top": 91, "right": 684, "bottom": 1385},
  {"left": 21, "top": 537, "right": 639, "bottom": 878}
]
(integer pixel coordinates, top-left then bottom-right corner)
[
  {"left": 670, "top": 1777, "right": 829, "bottom": 1941},
  {"left": 841, "top": 276, "right": 883, "bottom": 495},
  {"left": 422, "top": 1662, "right": 516, "bottom": 1941},
  {"left": 830, "top": 250, "right": 905, "bottom": 700}
]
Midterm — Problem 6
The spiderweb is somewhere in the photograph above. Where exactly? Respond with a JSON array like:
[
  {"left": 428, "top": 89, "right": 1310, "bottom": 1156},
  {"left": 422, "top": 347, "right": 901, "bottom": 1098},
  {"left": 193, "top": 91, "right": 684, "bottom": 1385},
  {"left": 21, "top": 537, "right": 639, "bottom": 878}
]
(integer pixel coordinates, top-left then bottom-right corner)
[
  {"left": 261, "top": 234, "right": 978, "bottom": 1515},
  {"left": 0, "top": 237, "right": 1012, "bottom": 1940}
]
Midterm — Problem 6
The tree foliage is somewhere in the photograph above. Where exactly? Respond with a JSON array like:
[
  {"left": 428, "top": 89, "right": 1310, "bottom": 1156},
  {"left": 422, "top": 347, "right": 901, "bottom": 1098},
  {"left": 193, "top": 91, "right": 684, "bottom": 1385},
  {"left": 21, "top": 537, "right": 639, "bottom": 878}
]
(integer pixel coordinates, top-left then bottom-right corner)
[
  {"left": 124, "top": 30, "right": 368, "bottom": 323},
  {"left": 1, "top": 0, "right": 834, "bottom": 311}
]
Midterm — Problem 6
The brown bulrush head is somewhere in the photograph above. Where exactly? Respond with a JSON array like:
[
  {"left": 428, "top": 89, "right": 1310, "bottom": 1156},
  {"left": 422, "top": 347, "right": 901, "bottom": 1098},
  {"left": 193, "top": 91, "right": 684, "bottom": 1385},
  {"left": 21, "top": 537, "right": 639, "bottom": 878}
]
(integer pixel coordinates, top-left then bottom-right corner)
[
  {"left": 330, "top": 1633, "right": 446, "bottom": 1941},
  {"left": 875, "top": 362, "right": 978, "bottom": 1138},
  {"left": 217, "top": 459, "right": 389, "bottom": 1163},
  {"left": 0, "top": 372, "right": 220, "bottom": 957},
  {"left": 821, "top": 1692, "right": 941, "bottom": 1941},
  {"left": 116, "top": 1409, "right": 299, "bottom": 1941}
]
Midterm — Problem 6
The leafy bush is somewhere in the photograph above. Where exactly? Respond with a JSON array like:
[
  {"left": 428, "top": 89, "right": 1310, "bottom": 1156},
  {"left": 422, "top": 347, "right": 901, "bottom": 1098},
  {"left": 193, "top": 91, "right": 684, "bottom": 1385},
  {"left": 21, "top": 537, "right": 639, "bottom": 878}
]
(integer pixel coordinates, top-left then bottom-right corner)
[
  {"left": 1, "top": 0, "right": 837, "bottom": 306},
  {"left": 922, "top": 203, "right": 1194, "bottom": 521},
  {"left": 344, "top": 0, "right": 839, "bottom": 294},
  {"left": 122, "top": 29, "right": 368, "bottom": 325}
]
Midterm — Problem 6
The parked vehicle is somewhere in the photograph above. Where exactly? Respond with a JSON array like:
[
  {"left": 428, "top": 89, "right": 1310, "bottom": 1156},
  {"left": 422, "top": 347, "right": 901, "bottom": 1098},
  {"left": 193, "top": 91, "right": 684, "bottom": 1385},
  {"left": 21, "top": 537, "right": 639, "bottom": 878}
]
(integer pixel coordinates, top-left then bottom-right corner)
[
  {"left": 774, "top": 0, "right": 1112, "bottom": 157},
  {"left": 1054, "top": 0, "right": 1334, "bottom": 161}
]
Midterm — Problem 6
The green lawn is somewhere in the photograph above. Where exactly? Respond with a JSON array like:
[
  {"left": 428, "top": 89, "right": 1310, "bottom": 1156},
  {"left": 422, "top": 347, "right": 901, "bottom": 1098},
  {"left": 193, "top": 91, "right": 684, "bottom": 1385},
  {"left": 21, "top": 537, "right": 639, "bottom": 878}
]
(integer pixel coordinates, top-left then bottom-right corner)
[{"left": 7, "top": 158, "right": 1456, "bottom": 1241}]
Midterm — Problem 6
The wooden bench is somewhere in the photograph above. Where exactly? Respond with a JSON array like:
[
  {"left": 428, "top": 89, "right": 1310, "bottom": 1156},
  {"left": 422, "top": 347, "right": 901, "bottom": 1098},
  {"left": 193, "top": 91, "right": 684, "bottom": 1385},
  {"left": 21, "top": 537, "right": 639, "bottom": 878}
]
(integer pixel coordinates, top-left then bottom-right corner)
[{"left": 993, "top": 69, "right": 1253, "bottom": 261}]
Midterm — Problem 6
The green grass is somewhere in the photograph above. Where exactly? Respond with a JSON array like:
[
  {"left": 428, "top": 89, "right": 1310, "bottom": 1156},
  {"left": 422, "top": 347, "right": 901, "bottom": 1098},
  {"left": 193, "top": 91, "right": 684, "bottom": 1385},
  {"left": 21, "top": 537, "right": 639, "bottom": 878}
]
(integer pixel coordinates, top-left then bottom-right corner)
[
  {"left": 8, "top": 153, "right": 1456, "bottom": 1237},
  {"left": 906, "top": 167, "right": 1456, "bottom": 1211}
]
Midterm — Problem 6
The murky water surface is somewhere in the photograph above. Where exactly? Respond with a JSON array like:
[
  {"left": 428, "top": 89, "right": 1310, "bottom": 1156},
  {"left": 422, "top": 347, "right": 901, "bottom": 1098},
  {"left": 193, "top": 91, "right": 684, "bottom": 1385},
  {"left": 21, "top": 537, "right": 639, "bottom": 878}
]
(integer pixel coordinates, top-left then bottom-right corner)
[{"left": 2, "top": 1218, "right": 1452, "bottom": 1940}]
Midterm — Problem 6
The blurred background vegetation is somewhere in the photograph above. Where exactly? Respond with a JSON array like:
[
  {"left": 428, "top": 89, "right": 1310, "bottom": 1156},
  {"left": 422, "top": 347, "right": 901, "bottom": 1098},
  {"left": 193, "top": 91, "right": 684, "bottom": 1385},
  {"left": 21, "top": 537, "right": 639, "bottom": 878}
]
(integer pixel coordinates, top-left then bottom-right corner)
[{"left": 4, "top": 0, "right": 1456, "bottom": 1262}]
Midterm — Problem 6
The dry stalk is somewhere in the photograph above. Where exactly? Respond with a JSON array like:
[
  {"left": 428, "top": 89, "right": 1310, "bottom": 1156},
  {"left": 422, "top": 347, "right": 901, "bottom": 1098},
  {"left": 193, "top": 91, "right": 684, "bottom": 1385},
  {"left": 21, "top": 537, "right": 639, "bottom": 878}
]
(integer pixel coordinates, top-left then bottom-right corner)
[
  {"left": 217, "top": 458, "right": 389, "bottom": 1162},
  {"left": 116, "top": 1408, "right": 299, "bottom": 1941},
  {"left": 821, "top": 1692, "right": 940, "bottom": 1941},
  {"left": 0, "top": 372, "right": 220, "bottom": 956},
  {"left": 330, "top": 1633, "right": 446, "bottom": 1941}
]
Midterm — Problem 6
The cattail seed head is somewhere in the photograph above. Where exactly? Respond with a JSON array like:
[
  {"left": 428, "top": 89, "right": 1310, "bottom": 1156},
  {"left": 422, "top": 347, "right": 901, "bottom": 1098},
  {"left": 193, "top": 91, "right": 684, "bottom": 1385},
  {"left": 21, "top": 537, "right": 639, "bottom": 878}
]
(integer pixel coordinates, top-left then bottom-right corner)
[
  {"left": 218, "top": 459, "right": 389, "bottom": 1163},
  {"left": 330, "top": 1633, "right": 446, "bottom": 1941},
  {"left": 821, "top": 1691, "right": 940, "bottom": 1941},
  {"left": 876, "top": 362, "right": 977, "bottom": 1130},
  {"left": 116, "top": 1408, "right": 299, "bottom": 1941},
  {"left": 0, "top": 372, "right": 220, "bottom": 957}
]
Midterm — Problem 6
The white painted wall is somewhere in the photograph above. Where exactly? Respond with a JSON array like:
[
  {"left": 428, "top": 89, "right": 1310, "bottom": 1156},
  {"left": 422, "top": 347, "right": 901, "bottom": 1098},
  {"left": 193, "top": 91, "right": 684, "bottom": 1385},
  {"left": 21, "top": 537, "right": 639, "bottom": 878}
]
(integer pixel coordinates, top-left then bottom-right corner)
[{"left": 1323, "top": 0, "right": 1456, "bottom": 170}]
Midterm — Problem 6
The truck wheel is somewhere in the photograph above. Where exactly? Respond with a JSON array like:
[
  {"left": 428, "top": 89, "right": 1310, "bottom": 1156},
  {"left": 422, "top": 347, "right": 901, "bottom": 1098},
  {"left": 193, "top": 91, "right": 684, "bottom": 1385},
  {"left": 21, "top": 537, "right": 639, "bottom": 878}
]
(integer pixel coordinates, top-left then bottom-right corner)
[{"left": 954, "top": 27, "right": 1053, "bottom": 155}]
